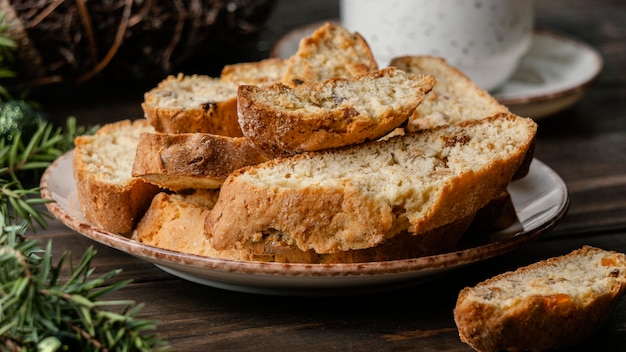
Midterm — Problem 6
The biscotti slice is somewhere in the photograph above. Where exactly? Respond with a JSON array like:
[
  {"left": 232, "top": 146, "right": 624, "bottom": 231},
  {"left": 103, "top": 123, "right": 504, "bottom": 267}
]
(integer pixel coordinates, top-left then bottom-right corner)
[
  {"left": 206, "top": 114, "right": 537, "bottom": 254},
  {"left": 390, "top": 55, "right": 533, "bottom": 180},
  {"left": 281, "top": 22, "right": 378, "bottom": 87},
  {"left": 141, "top": 73, "right": 242, "bottom": 136},
  {"left": 132, "top": 132, "right": 268, "bottom": 191},
  {"left": 73, "top": 119, "right": 161, "bottom": 235},
  {"left": 220, "top": 58, "right": 287, "bottom": 86},
  {"left": 389, "top": 56, "right": 510, "bottom": 131},
  {"left": 454, "top": 246, "right": 626, "bottom": 352},
  {"left": 238, "top": 213, "right": 476, "bottom": 264},
  {"left": 238, "top": 67, "right": 436, "bottom": 157},
  {"left": 133, "top": 190, "right": 246, "bottom": 260}
]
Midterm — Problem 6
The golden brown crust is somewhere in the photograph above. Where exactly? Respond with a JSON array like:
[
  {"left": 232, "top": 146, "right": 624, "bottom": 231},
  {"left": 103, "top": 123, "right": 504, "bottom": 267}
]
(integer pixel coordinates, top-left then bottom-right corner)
[
  {"left": 240, "top": 213, "right": 476, "bottom": 263},
  {"left": 132, "top": 132, "right": 269, "bottom": 191},
  {"left": 206, "top": 114, "right": 537, "bottom": 254},
  {"left": 133, "top": 191, "right": 247, "bottom": 260},
  {"left": 282, "top": 22, "right": 378, "bottom": 86},
  {"left": 220, "top": 58, "right": 287, "bottom": 85},
  {"left": 73, "top": 119, "right": 161, "bottom": 235},
  {"left": 390, "top": 55, "right": 534, "bottom": 179},
  {"left": 135, "top": 190, "right": 475, "bottom": 263},
  {"left": 238, "top": 67, "right": 436, "bottom": 157},
  {"left": 454, "top": 246, "right": 626, "bottom": 352},
  {"left": 142, "top": 74, "right": 242, "bottom": 136},
  {"left": 390, "top": 55, "right": 510, "bottom": 130}
]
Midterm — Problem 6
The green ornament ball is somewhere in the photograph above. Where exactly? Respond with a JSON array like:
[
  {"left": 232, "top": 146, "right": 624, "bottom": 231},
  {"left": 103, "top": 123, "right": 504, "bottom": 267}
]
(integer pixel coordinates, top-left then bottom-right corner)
[{"left": 0, "top": 100, "right": 45, "bottom": 142}]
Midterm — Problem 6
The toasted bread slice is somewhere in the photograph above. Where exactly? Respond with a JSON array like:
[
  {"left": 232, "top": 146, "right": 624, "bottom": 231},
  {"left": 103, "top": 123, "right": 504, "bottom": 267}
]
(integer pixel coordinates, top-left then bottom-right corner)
[
  {"left": 390, "top": 55, "right": 510, "bottom": 131},
  {"left": 454, "top": 246, "right": 626, "bottom": 352},
  {"left": 206, "top": 114, "right": 537, "bottom": 254},
  {"left": 132, "top": 132, "right": 268, "bottom": 191},
  {"left": 141, "top": 74, "right": 241, "bottom": 136},
  {"left": 220, "top": 58, "right": 287, "bottom": 86},
  {"left": 73, "top": 119, "right": 161, "bottom": 235},
  {"left": 390, "top": 55, "right": 533, "bottom": 180},
  {"left": 134, "top": 190, "right": 247, "bottom": 260},
  {"left": 238, "top": 67, "right": 436, "bottom": 157},
  {"left": 281, "top": 22, "right": 378, "bottom": 87}
]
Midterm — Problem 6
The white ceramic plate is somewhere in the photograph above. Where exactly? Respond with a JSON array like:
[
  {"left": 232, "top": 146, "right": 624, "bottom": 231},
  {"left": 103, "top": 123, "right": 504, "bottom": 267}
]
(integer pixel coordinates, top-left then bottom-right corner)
[
  {"left": 41, "top": 151, "right": 568, "bottom": 296},
  {"left": 271, "top": 25, "right": 602, "bottom": 119}
]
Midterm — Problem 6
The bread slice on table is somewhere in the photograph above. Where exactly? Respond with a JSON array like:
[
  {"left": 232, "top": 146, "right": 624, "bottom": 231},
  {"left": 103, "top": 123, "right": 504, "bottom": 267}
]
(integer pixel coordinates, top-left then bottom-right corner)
[
  {"left": 220, "top": 58, "right": 287, "bottom": 86},
  {"left": 281, "top": 22, "right": 378, "bottom": 87},
  {"left": 238, "top": 67, "right": 436, "bottom": 157},
  {"left": 73, "top": 119, "right": 161, "bottom": 235},
  {"left": 141, "top": 73, "right": 241, "bottom": 136},
  {"left": 132, "top": 132, "right": 268, "bottom": 191},
  {"left": 206, "top": 114, "right": 537, "bottom": 255},
  {"left": 454, "top": 246, "right": 626, "bottom": 352},
  {"left": 389, "top": 55, "right": 511, "bottom": 131}
]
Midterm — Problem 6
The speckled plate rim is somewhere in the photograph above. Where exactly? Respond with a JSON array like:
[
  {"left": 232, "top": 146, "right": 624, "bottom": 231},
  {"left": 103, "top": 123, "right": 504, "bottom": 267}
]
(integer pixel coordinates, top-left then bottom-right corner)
[
  {"left": 492, "top": 29, "right": 603, "bottom": 107},
  {"left": 41, "top": 151, "right": 568, "bottom": 293}
]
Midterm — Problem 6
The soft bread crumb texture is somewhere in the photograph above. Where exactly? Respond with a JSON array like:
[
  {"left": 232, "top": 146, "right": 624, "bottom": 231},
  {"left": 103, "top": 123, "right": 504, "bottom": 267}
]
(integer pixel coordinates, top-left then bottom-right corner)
[
  {"left": 73, "top": 119, "right": 160, "bottom": 235},
  {"left": 390, "top": 56, "right": 510, "bottom": 131},
  {"left": 282, "top": 22, "right": 378, "bottom": 86},
  {"left": 255, "top": 68, "right": 428, "bottom": 118},
  {"left": 76, "top": 120, "right": 154, "bottom": 183},
  {"left": 240, "top": 116, "right": 528, "bottom": 215},
  {"left": 145, "top": 73, "right": 238, "bottom": 108},
  {"left": 207, "top": 114, "right": 537, "bottom": 254},
  {"left": 454, "top": 246, "right": 626, "bottom": 352},
  {"left": 237, "top": 67, "right": 436, "bottom": 156}
]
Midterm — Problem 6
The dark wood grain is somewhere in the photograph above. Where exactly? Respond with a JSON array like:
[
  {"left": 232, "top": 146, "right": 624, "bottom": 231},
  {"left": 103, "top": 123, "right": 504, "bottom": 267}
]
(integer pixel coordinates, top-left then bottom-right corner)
[{"left": 29, "top": 0, "right": 626, "bottom": 351}]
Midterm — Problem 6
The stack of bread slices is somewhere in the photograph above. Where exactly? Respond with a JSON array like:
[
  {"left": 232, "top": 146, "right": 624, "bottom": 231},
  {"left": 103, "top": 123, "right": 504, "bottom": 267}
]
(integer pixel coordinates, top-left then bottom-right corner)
[{"left": 73, "top": 22, "right": 537, "bottom": 264}]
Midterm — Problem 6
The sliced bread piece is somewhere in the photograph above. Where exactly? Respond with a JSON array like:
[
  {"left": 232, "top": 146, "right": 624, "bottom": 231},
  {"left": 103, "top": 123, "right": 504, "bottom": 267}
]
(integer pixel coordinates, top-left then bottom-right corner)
[
  {"left": 134, "top": 190, "right": 474, "bottom": 263},
  {"left": 131, "top": 132, "right": 268, "bottom": 191},
  {"left": 133, "top": 190, "right": 246, "bottom": 260},
  {"left": 238, "top": 67, "right": 436, "bottom": 157},
  {"left": 220, "top": 57, "right": 287, "bottom": 86},
  {"left": 73, "top": 119, "right": 161, "bottom": 235},
  {"left": 390, "top": 55, "right": 533, "bottom": 180},
  {"left": 454, "top": 246, "right": 626, "bottom": 352},
  {"left": 389, "top": 55, "right": 511, "bottom": 131},
  {"left": 281, "top": 22, "right": 378, "bottom": 87},
  {"left": 206, "top": 114, "right": 537, "bottom": 254},
  {"left": 141, "top": 73, "right": 241, "bottom": 136}
]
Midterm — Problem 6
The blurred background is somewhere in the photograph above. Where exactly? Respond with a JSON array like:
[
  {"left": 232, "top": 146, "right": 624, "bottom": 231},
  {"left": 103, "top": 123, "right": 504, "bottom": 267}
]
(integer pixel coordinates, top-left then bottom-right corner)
[{"left": 1, "top": 0, "right": 621, "bottom": 126}]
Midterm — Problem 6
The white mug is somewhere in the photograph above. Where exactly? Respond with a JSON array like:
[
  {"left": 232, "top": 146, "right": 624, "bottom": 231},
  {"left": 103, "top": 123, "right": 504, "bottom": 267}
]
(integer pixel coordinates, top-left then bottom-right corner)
[{"left": 340, "top": 0, "right": 534, "bottom": 91}]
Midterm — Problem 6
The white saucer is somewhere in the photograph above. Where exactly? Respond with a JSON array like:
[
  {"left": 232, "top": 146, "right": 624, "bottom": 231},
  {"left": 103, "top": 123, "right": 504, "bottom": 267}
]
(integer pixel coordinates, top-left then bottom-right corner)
[
  {"left": 271, "top": 25, "right": 603, "bottom": 119},
  {"left": 41, "top": 151, "right": 568, "bottom": 296},
  {"left": 492, "top": 30, "right": 603, "bottom": 119}
]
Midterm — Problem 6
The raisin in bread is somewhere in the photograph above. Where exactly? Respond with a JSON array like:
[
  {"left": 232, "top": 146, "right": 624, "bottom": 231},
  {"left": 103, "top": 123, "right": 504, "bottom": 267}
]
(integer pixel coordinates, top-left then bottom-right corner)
[
  {"left": 141, "top": 73, "right": 241, "bottom": 136},
  {"left": 281, "top": 22, "right": 378, "bottom": 87},
  {"left": 206, "top": 114, "right": 537, "bottom": 254},
  {"left": 454, "top": 246, "right": 626, "bottom": 352},
  {"left": 73, "top": 119, "right": 161, "bottom": 235},
  {"left": 132, "top": 132, "right": 268, "bottom": 191},
  {"left": 238, "top": 67, "right": 436, "bottom": 157}
]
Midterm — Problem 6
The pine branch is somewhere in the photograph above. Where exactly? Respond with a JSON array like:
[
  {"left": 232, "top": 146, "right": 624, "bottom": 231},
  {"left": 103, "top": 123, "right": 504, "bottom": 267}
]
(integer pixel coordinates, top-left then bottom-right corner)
[
  {"left": 0, "top": 118, "right": 171, "bottom": 351},
  {"left": 0, "top": 16, "right": 170, "bottom": 351}
]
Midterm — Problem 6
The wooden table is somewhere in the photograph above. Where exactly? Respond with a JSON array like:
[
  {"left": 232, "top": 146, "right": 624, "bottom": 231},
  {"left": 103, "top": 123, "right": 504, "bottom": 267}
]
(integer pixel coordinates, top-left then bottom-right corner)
[{"left": 33, "top": 0, "right": 626, "bottom": 350}]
